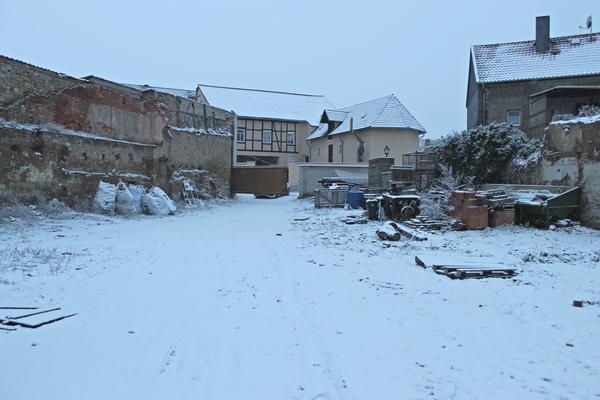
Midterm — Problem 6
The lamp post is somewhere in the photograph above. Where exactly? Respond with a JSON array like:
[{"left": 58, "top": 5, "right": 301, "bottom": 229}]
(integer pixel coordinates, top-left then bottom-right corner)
[{"left": 384, "top": 145, "right": 390, "bottom": 158}]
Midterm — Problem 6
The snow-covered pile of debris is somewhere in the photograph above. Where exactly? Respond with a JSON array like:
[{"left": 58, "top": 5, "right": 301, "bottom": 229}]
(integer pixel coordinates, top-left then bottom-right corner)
[
  {"left": 0, "top": 198, "right": 77, "bottom": 225},
  {"left": 437, "top": 123, "right": 541, "bottom": 183},
  {"left": 551, "top": 105, "right": 600, "bottom": 125}
]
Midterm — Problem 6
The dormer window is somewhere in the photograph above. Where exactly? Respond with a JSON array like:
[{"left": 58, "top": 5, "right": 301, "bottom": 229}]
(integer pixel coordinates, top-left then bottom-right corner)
[{"left": 328, "top": 121, "right": 336, "bottom": 133}]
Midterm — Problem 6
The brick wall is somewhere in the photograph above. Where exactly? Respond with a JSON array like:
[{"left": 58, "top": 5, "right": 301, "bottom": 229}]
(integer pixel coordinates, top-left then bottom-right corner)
[
  {"left": 0, "top": 123, "right": 232, "bottom": 206},
  {"left": 0, "top": 56, "right": 234, "bottom": 205},
  {"left": 155, "top": 127, "right": 232, "bottom": 195},
  {"left": 0, "top": 125, "right": 154, "bottom": 206},
  {"left": 0, "top": 55, "right": 84, "bottom": 107}
]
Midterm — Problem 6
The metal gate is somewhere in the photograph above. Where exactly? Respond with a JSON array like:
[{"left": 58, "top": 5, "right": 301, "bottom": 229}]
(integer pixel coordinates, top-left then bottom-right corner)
[{"left": 231, "top": 166, "right": 289, "bottom": 196}]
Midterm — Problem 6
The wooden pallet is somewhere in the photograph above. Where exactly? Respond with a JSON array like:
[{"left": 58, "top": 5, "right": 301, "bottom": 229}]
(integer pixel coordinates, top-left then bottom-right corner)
[
  {"left": 432, "top": 265, "right": 515, "bottom": 279},
  {"left": 415, "top": 255, "right": 516, "bottom": 279}
]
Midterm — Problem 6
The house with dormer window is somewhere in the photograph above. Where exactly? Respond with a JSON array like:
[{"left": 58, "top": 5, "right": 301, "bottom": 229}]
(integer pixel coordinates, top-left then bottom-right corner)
[
  {"left": 467, "top": 16, "right": 600, "bottom": 138},
  {"left": 306, "top": 94, "right": 425, "bottom": 164}
]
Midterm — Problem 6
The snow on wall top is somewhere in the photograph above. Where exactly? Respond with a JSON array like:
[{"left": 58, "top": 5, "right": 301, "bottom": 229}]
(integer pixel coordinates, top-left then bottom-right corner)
[
  {"left": 121, "top": 83, "right": 196, "bottom": 99},
  {"left": 307, "top": 94, "right": 426, "bottom": 140},
  {"left": 550, "top": 113, "right": 600, "bottom": 125},
  {"left": 197, "top": 84, "right": 335, "bottom": 126},
  {"left": 472, "top": 32, "right": 600, "bottom": 83}
]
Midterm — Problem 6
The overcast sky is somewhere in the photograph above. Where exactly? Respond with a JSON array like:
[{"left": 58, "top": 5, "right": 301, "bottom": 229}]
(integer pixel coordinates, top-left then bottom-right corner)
[{"left": 1, "top": 0, "right": 598, "bottom": 137}]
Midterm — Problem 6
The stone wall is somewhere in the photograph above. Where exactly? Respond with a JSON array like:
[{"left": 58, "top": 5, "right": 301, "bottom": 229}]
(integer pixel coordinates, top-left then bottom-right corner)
[
  {"left": 0, "top": 56, "right": 234, "bottom": 206},
  {"left": 513, "top": 119, "right": 600, "bottom": 228},
  {"left": 0, "top": 123, "right": 232, "bottom": 207},
  {"left": 543, "top": 120, "right": 600, "bottom": 227},
  {"left": 156, "top": 126, "right": 232, "bottom": 196},
  {"left": 0, "top": 124, "right": 154, "bottom": 206}
]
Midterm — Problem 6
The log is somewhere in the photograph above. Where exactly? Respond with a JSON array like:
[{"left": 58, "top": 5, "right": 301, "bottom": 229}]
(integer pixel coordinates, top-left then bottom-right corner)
[
  {"left": 376, "top": 222, "right": 401, "bottom": 241},
  {"left": 395, "top": 223, "right": 428, "bottom": 241}
]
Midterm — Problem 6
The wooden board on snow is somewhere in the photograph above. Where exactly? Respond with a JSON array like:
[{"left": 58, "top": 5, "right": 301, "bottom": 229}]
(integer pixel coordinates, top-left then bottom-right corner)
[{"left": 415, "top": 255, "right": 516, "bottom": 279}]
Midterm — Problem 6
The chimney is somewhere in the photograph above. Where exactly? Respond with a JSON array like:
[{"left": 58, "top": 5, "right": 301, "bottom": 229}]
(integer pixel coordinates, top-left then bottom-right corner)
[{"left": 535, "top": 16, "right": 550, "bottom": 53}]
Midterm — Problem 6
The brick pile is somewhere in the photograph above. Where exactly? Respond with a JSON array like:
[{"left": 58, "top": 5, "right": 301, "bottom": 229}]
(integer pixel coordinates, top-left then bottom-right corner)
[
  {"left": 451, "top": 190, "right": 516, "bottom": 229},
  {"left": 489, "top": 208, "right": 515, "bottom": 227},
  {"left": 451, "top": 191, "right": 489, "bottom": 229}
]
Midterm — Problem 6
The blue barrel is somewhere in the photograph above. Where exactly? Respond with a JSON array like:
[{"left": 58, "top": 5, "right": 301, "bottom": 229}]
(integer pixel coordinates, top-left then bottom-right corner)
[{"left": 346, "top": 186, "right": 364, "bottom": 209}]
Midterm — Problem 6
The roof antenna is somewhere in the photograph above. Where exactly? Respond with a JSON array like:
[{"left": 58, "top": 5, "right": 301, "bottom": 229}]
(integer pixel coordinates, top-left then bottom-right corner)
[{"left": 579, "top": 15, "right": 592, "bottom": 33}]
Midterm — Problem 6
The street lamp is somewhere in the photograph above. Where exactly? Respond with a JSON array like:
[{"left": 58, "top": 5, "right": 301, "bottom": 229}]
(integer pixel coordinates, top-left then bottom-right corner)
[{"left": 384, "top": 145, "right": 390, "bottom": 158}]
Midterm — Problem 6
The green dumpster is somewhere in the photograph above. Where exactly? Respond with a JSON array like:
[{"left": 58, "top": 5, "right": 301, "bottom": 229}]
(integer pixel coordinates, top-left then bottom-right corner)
[{"left": 479, "top": 184, "right": 580, "bottom": 228}]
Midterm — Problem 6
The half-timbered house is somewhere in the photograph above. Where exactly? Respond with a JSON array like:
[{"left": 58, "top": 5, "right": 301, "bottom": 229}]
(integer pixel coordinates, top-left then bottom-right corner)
[{"left": 196, "top": 84, "right": 334, "bottom": 167}]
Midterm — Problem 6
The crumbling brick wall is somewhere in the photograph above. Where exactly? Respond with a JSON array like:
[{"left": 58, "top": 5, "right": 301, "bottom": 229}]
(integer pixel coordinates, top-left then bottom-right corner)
[
  {"left": 0, "top": 125, "right": 154, "bottom": 206},
  {"left": 2, "top": 83, "right": 165, "bottom": 144},
  {"left": 156, "top": 127, "right": 232, "bottom": 198},
  {"left": 0, "top": 56, "right": 234, "bottom": 206},
  {"left": 0, "top": 55, "right": 83, "bottom": 107},
  {"left": 0, "top": 123, "right": 232, "bottom": 207}
]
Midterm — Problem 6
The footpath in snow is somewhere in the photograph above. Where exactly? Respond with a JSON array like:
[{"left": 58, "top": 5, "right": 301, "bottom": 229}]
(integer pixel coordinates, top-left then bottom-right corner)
[{"left": 1, "top": 195, "right": 599, "bottom": 400}]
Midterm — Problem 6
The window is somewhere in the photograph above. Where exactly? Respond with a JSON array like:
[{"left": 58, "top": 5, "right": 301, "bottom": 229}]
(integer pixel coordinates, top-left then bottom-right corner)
[
  {"left": 287, "top": 131, "right": 295, "bottom": 145},
  {"left": 317, "top": 148, "right": 321, "bottom": 156},
  {"left": 262, "top": 129, "right": 272, "bottom": 144},
  {"left": 236, "top": 127, "right": 246, "bottom": 143},
  {"left": 328, "top": 121, "right": 336, "bottom": 133},
  {"left": 507, "top": 110, "right": 521, "bottom": 126}
]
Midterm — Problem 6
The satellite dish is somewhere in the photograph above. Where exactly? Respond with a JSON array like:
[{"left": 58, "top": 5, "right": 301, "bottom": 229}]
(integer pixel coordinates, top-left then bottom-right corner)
[{"left": 587, "top": 15, "right": 592, "bottom": 30}]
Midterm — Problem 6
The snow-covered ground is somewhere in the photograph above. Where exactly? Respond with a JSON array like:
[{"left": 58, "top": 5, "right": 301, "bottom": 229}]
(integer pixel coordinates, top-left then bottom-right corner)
[{"left": 1, "top": 195, "right": 599, "bottom": 400}]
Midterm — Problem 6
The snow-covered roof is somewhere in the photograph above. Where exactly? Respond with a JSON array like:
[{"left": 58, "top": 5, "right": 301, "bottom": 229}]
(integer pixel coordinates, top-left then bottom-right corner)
[
  {"left": 472, "top": 32, "right": 600, "bottom": 83},
  {"left": 197, "top": 84, "right": 335, "bottom": 126},
  {"left": 307, "top": 94, "right": 426, "bottom": 140},
  {"left": 322, "top": 109, "right": 348, "bottom": 122}
]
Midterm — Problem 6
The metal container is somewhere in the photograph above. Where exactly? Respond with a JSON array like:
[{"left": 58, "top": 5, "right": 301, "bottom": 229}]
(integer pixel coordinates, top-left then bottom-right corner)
[
  {"left": 314, "top": 189, "right": 348, "bottom": 208},
  {"left": 366, "top": 198, "right": 379, "bottom": 220},
  {"left": 346, "top": 186, "right": 365, "bottom": 209}
]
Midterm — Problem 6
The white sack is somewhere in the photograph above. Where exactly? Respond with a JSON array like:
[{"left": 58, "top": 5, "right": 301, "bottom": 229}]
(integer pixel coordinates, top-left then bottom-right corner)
[
  {"left": 142, "top": 186, "right": 177, "bottom": 215},
  {"left": 115, "top": 182, "right": 136, "bottom": 215},
  {"left": 93, "top": 181, "right": 116, "bottom": 214},
  {"left": 127, "top": 184, "right": 145, "bottom": 214}
]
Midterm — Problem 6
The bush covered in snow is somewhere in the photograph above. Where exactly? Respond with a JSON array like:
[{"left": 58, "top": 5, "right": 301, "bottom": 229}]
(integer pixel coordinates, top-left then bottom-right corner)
[{"left": 436, "top": 123, "right": 540, "bottom": 183}]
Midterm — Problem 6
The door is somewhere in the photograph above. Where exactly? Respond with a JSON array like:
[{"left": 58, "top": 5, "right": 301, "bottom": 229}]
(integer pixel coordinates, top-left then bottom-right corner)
[
  {"left": 231, "top": 166, "right": 289, "bottom": 196},
  {"left": 328, "top": 144, "right": 333, "bottom": 163}
]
